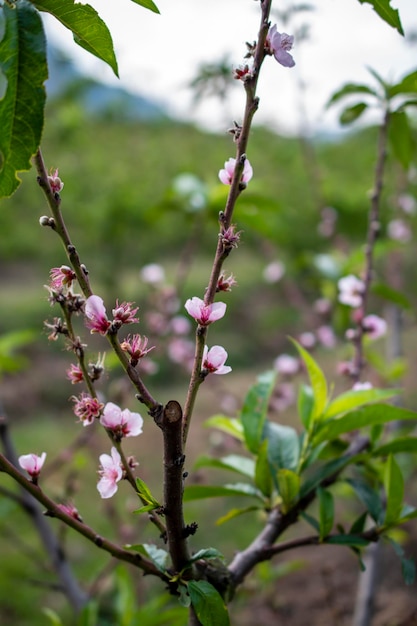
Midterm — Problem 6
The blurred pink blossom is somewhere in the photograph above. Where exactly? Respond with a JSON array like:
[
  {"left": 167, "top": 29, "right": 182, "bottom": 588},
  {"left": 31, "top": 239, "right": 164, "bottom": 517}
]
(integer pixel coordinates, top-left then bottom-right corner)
[
  {"left": 97, "top": 447, "right": 123, "bottom": 499},
  {"left": 338, "top": 275, "right": 365, "bottom": 308},
  {"left": 362, "top": 314, "right": 387, "bottom": 340},
  {"left": 266, "top": 25, "right": 295, "bottom": 68},
  {"left": 352, "top": 381, "right": 373, "bottom": 391},
  {"left": 170, "top": 315, "right": 191, "bottom": 335},
  {"left": 218, "top": 157, "right": 253, "bottom": 186},
  {"left": 85, "top": 295, "right": 111, "bottom": 335},
  {"left": 274, "top": 354, "right": 299, "bottom": 376},
  {"left": 140, "top": 263, "right": 165, "bottom": 284},
  {"left": 387, "top": 219, "right": 412, "bottom": 243},
  {"left": 316, "top": 325, "right": 336, "bottom": 349},
  {"left": 185, "top": 297, "right": 226, "bottom": 326},
  {"left": 100, "top": 402, "right": 143, "bottom": 438},
  {"left": 398, "top": 193, "right": 416, "bottom": 215},
  {"left": 202, "top": 345, "right": 232, "bottom": 375},
  {"left": 263, "top": 261, "right": 285, "bottom": 283},
  {"left": 298, "top": 332, "right": 316, "bottom": 349},
  {"left": 270, "top": 382, "right": 295, "bottom": 412},
  {"left": 18, "top": 452, "right": 46, "bottom": 478}
]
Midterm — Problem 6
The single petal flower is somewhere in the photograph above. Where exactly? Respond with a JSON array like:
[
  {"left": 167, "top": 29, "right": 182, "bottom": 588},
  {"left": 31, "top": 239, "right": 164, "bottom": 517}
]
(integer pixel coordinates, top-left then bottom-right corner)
[
  {"left": 202, "top": 345, "right": 232, "bottom": 375},
  {"left": 72, "top": 393, "right": 104, "bottom": 426},
  {"left": 85, "top": 295, "right": 111, "bottom": 334},
  {"left": 19, "top": 452, "right": 46, "bottom": 478},
  {"left": 267, "top": 25, "right": 295, "bottom": 68},
  {"left": 218, "top": 157, "right": 253, "bottom": 186},
  {"left": 97, "top": 447, "right": 123, "bottom": 499},
  {"left": 362, "top": 314, "right": 387, "bottom": 340},
  {"left": 184, "top": 297, "right": 226, "bottom": 326},
  {"left": 100, "top": 402, "right": 144, "bottom": 438},
  {"left": 338, "top": 275, "right": 365, "bottom": 308}
]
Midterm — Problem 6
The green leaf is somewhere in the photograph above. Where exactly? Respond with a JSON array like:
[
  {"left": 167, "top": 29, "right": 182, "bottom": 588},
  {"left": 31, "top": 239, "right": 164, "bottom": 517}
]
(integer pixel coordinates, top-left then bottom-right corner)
[
  {"left": 300, "top": 511, "right": 320, "bottom": 533},
  {"left": 350, "top": 511, "right": 368, "bottom": 535},
  {"left": 384, "top": 454, "right": 404, "bottom": 526},
  {"left": 204, "top": 415, "right": 244, "bottom": 441},
  {"left": 340, "top": 102, "right": 368, "bottom": 125},
  {"left": 255, "top": 440, "right": 273, "bottom": 498},
  {"left": 188, "top": 581, "right": 230, "bottom": 626},
  {"left": 300, "top": 455, "right": 356, "bottom": 498},
  {"left": 388, "top": 110, "right": 414, "bottom": 169},
  {"left": 188, "top": 548, "right": 224, "bottom": 564},
  {"left": 374, "top": 437, "right": 417, "bottom": 457},
  {"left": 129, "top": 0, "right": 160, "bottom": 13},
  {"left": 356, "top": 0, "right": 404, "bottom": 35},
  {"left": 128, "top": 543, "right": 168, "bottom": 573},
  {"left": 215, "top": 506, "right": 261, "bottom": 525},
  {"left": 194, "top": 455, "right": 255, "bottom": 479},
  {"left": 297, "top": 384, "right": 315, "bottom": 429},
  {"left": 347, "top": 479, "right": 383, "bottom": 523},
  {"left": 389, "top": 70, "right": 417, "bottom": 97},
  {"left": 263, "top": 421, "right": 300, "bottom": 473},
  {"left": 276, "top": 469, "right": 300, "bottom": 513},
  {"left": 326, "top": 83, "right": 378, "bottom": 108},
  {"left": 115, "top": 566, "right": 135, "bottom": 626},
  {"left": 371, "top": 282, "right": 411, "bottom": 309},
  {"left": 183, "top": 483, "right": 265, "bottom": 503},
  {"left": 42, "top": 609, "right": 63, "bottom": 626},
  {"left": 31, "top": 0, "right": 119, "bottom": 76},
  {"left": 291, "top": 340, "right": 327, "bottom": 423},
  {"left": 318, "top": 487, "right": 334, "bottom": 540},
  {"left": 324, "top": 388, "right": 400, "bottom": 419},
  {"left": 387, "top": 537, "right": 415, "bottom": 585},
  {"left": 76, "top": 601, "right": 98, "bottom": 626},
  {"left": 134, "top": 476, "right": 160, "bottom": 511},
  {"left": 313, "top": 404, "right": 417, "bottom": 445},
  {"left": 325, "top": 534, "right": 370, "bottom": 547},
  {"left": 0, "top": 1, "right": 47, "bottom": 198},
  {"left": 240, "top": 370, "right": 277, "bottom": 454}
]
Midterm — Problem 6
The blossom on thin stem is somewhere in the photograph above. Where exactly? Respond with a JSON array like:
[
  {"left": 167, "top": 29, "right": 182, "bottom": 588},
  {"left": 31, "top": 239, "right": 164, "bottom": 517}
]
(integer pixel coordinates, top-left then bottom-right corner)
[
  {"left": 100, "top": 402, "right": 144, "bottom": 438},
  {"left": 49, "top": 266, "right": 76, "bottom": 291},
  {"left": 121, "top": 334, "right": 154, "bottom": 363},
  {"left": 85, "top": 295, "right": 111, "bottom": 335},
  {"left": 338, "top": 275, "right": 365, "bottom": 308},
  {"left": 112, "top": 300, "right": 139, "bottom": 325},
  {"left": 266, "top": 25, "right": 295, "bottom": 68},
  {"left": 216, "top": 272, "right": 237, "bottom": 292},
  {"left": 97, "top": 447, "right": 123, "bottom": 499},
  {"left": 72, "top": 393, "right": 104, "bottom": 426},
  {"left": 48, "top": 168, "right": 64, "bottom": 194},
  {"left": 19, "top": 452, "right": 46, "bottom": 480},
  {"left": 185, "top": 297, "right": 226, "bottom": 326},
  {"left": 57, "top": 503, "right": 83, "bottom": 522},
  {"left": 218, "top": 157, "right": 253, "bottom": 186},
  {"left": 67, "top": 363, "right": 84, "bottom": 384},
  {"left": 202, "top": 345, "right": 232, "bottom": 375}
]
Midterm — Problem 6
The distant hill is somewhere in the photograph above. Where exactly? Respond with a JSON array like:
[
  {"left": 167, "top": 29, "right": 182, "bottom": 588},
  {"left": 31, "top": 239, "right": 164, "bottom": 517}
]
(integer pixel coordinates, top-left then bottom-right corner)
[{"left": 45, "top": 45, "right": 168, "bottom": 122}]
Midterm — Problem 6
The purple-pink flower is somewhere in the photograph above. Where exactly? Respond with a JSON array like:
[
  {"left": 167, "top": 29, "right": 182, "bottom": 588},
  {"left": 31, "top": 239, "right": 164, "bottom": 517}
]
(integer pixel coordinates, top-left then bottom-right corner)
[
  {"left": 184, "top": 297, "right": 226, "bottom": 326},
  {"left": 266, "top": 25, "right": 295, "bottom": 68},
  {"left": 112, "top": 300, "right": 139, "bottom": 325},
  {"left": 19, "top": 452, "right": 46, "bottom": 479},
  {"left": 72, "top": 393, "right": 104, "bottom": 426},
  {"left": 85, "top": 295, "right": 111, "bottom": 335},
  {"left": 100, "top": 402, "right": 144, "bottom": 438},
  {"left": 97, "top": 447, "right": 123, "bottom": 499},
  {"left": 202, "top": 345, "right": 232, "bottom": 375},
  {"left": 362, "top": 314, "right": 387, "bottom": 340},
  {"left": 49, "top": 266, "right": 76, "bottom": 291},
  {"left": 218, "top": 157, "right": 253, "bottom": 186}
]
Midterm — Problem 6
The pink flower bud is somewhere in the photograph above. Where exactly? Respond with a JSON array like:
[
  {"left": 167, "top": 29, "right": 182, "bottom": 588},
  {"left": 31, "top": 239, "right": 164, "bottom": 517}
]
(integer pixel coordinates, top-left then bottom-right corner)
[
  {"left": 48, "top": 168, "right": 64, "bottom": 194},
  {"left": 19, "top": 452, "right": 46, "bottom": 479},
  {"left": 85, "top": 295, "right": 111, "bottom": 335}
]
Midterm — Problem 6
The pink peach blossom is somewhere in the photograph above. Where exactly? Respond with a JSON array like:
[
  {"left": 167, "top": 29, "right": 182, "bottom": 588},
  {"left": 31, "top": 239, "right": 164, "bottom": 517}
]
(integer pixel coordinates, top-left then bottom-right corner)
[
  {"left": 267, "top": 25, "right": 295, "bottom": 68},
  {"left": 218, "top": 157, "right": 253, "bottom": 186},
  {"left": 100, "top": 402, "right": 143, "bottom": 438},
  {"left": 338, "top": 275, "right": 365, "bottom": 308},
  {"left": 19, "top": 452, "right": 46, "bottom": 478},
  {"left": 85, "top": 295, "right": 111, "bottom": 335},
  {"left": 202, "top": 345, "right": 232, "bottom": 375},
  {"left": 184, "top": 297, "right": 226, "bottom": 326},
  {"left": 72, "top": 393, "right": 104, "bottom": 426},
  {"left": 362, "top": 314, "right": 387, "bottom": 340},
  {"left": 97, "top": 447, "right": 123, "bottom": 499}
]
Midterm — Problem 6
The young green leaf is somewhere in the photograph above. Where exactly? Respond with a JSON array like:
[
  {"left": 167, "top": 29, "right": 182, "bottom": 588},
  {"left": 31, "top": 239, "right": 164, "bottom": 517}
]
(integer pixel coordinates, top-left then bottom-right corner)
[
  {"left": 389, "top": 70, "right": 417, "bottom": 97},
  {"left": 387, "top": 537, "right": 415, "bottom": 585},
  {"left": 276, "top": 469, "right": 300, "bottom": 513},
  {"left": 324, "top": 388, "right": 400, "bottom": 419},
  {"left": 128, "top": 543, "right": 168, "bottom": 573},
  {"left": 325, "top": 534, "right": 370, "bottom": 547},
  {"left": 115, "top": 566, "right": 135, "bottom": 626},
  {"left": 194, "top": 454, "right": 255, "bottom": 479},
  {"left": 318, "top": 487, "right": 334, "bottom": 540},
  {"left": 134, "top": 476, "right": 161, "bottom": 511},
  {"left": 240, "top": 370, "right": 277, "bottom": 454},
  {"left": 215, "top": 506, "right": 261, "bottom": 525},
  {"left": 188, "top": 581, "right": 230, "bottom": 626},
  {"left": 356, "top": 0, "right": 404, "bottom": 35},
  {"left": 326, "top": 83, "right": 378, "bottom": 108},
  {"left": 300, "top": 455, "right": 356, "bottom": 498},
  {"left": 291, "top": 340, "right": 327, "bottom": 423},
  {"left": 340, "top": 102, "right": 368, "bottom": 125},
  {"left": 263, "top": 421, "right": 300, "bottom": 473},
  {"left": 347, "top": 479, "right": 383, "bottom": 523},
  {"left": 129, "top": 0, "right": 160, "bottom": 13},
  {"left": 255, "top": 440, "right": 273, "bottom": 498},
  {"left": 183, "top": 483, "right": 265, "bottom": 503},
  {"left": 204, "top": 415, "right": 244, "bottom": 441},
  {"left": 313, "top": 404, "right": 417, "bottom": 445},
  {"left": 384, "top": 454, "right": 404, "bottom": 526},
  {"left": 31, "top": 0, "right": 119, "bottom": 76},
  {"left": 297, "top": 384, "right": 315, "bottom": 430},
  {"left": 388, "top": 110, "right": 415, "bottom": 169},
  {"left": 374, "top": 436, "right": 417, "bottom": 457},
  {"left": 0, "top": 2, "right": 47, "bottom": 198},
  {"left": 188, "top": 548, "right": 224, "bottom": 565}
]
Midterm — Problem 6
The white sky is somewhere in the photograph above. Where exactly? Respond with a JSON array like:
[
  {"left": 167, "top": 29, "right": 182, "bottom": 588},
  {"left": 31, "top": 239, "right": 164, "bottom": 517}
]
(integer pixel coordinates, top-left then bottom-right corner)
[{"left": 44, "top": 0, "right": 417, "bottom": 136}]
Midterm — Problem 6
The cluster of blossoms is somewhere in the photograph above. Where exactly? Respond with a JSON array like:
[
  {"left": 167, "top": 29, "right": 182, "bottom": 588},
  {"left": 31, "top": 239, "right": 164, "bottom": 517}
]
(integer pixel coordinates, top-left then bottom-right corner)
[{"left": 84, "top": 295, "right": 139, "bottom": 335}]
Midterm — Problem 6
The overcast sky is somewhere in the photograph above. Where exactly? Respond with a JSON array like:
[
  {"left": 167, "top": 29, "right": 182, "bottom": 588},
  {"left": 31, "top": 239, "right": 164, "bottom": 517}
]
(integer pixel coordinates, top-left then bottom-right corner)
[{"left": 44, "top": 0, "right": 417, "bottom": 135}]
